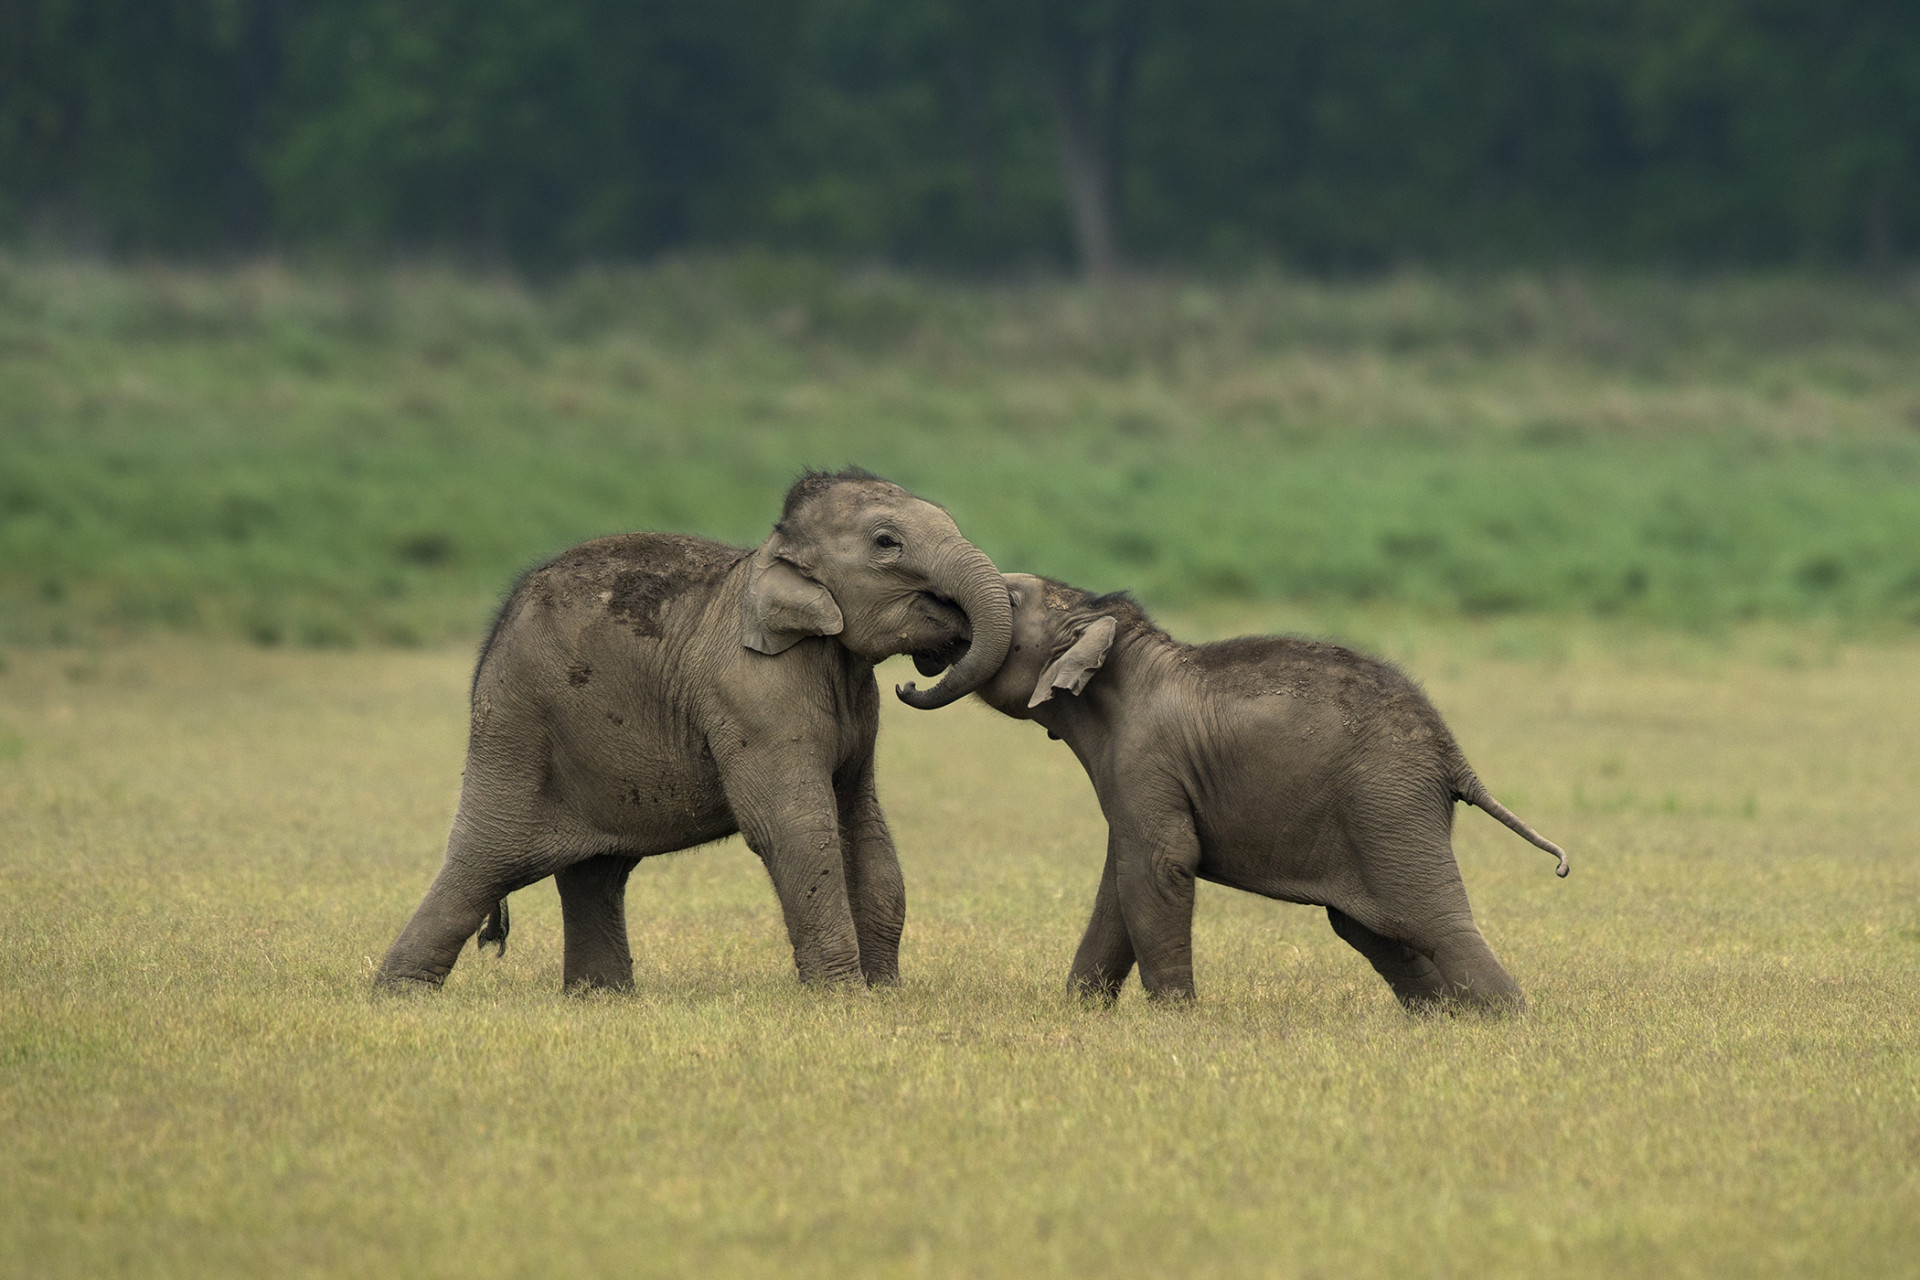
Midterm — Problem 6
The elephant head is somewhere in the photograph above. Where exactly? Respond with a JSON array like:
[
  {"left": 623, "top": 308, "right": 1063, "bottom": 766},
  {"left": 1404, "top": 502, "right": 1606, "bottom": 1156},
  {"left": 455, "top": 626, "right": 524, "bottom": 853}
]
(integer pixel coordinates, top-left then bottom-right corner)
[
  {"left": 739, "top": 468, "right": 1013, "bottom": 709},
  {"left": 968, "top": 572, "right": 1122, "bottom": 719}
]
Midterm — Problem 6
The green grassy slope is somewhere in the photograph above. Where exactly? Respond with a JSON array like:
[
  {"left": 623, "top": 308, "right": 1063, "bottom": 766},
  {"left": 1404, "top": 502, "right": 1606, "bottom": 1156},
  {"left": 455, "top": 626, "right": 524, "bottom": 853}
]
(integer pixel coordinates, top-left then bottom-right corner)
[
  {"left": 4, "top": 257, "right": 1920, "bottom": 644},
  {"left": 2, "top": 630, "right": 1916, "bottom": 1277}
]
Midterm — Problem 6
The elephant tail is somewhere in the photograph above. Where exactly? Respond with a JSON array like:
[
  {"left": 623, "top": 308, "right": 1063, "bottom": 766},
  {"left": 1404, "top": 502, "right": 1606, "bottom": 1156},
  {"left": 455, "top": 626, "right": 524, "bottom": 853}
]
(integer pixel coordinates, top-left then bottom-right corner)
[
  {"left": 476, "top": 898, "right": 511, "bottom": 955},
  {"left": 1449, "top": 756, "right": 1570, "bottom": 878}
]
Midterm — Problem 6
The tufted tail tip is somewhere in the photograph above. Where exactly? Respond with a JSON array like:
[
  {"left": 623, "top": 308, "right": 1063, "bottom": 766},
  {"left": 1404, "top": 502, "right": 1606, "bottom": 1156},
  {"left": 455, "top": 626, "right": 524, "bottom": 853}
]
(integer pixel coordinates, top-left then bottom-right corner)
[{"left": 476, "top": 900, "right": 511, "bottom": 955}]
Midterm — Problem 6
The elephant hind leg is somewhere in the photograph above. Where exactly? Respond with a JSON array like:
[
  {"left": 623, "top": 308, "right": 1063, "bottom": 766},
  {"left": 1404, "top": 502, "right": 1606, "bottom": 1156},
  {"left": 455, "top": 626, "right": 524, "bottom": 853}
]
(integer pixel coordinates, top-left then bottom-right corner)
[
  {"left": 557, "top": 854, "right": 640, "bottom": 992},
  {"left": 1422, "top": 924, "right": 1525, "bottom": 1014},
  {"left": 1326, "top": 906, "right": 1450, "bottom": 1009},
  {"left": 1340, "top": 817, "right": 1526, "bottom": 1015},
  {"left": 377, "top": 806, "right": 545, "bottom": 990},
  {"left": 376, "top": 863, "right": 503, "bottom": 989}
]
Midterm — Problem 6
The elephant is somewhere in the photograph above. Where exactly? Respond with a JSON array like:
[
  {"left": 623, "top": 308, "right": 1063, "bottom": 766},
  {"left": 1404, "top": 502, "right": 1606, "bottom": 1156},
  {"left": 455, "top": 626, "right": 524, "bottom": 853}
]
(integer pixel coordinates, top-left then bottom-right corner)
[
  {"left": 945, "top": 572, "right": 1568, "bottom": 1011},
  {"left": 376, "top": 468, "right": 1012, "bottom": 992}
]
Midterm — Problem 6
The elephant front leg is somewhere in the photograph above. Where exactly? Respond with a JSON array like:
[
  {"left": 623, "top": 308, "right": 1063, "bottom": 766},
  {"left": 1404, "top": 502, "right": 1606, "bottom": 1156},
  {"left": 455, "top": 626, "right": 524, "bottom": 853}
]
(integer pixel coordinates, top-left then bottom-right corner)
[
  {"left": 1067, "top": 846, "right": 1136, "bottom": 1004},
  {"left": 1112, "top": 813, "right": 1202, "bottom": 1002},
  {"left": 557, "top": 854, "right": 640, "bottom": 991},
  {"left": 725, "top": 755, "right": 865, "bottom": 986},
  {"left": 836, "top": 760, "right": 906, "bottom": 985}
]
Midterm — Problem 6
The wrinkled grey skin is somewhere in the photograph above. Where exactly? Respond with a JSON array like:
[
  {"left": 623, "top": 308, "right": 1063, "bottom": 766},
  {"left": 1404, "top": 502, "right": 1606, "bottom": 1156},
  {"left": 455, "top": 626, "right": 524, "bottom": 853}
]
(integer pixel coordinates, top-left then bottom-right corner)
[
  {"left": 376, "top": 470, "right": 1012, "bottom": 992},
  {"left": 958, "top": 573, "right": 1568, "bottom": 1012}
]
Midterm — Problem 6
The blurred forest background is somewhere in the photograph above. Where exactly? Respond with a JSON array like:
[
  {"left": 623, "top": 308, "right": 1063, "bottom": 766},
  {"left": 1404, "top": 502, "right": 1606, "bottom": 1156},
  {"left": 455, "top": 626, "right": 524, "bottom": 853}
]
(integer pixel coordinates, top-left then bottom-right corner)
[
  {"left": 3, "top": 0, "right": 1920, "bottom": 646},
  {"left": 6, "top": 0, "right": 1919, "bottom": 271}
]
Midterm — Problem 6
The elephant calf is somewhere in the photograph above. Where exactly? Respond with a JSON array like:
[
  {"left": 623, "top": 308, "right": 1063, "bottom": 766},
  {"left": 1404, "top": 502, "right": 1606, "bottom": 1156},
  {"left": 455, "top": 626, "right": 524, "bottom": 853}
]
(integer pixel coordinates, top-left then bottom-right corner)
[
  {"left": 948, "top": 573, "right": 1568, "bottom": 1011},
  {"left": 377, "top": 469, "right": 1012, "bottom": 992}
]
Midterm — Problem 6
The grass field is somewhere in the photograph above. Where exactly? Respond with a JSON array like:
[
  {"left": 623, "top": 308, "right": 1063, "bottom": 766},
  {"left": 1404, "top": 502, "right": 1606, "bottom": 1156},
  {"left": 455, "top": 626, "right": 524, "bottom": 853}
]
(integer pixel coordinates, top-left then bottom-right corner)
[
  {"left": 4, "top": 258, "right": 1918, "bottom": 1275},
  {"left": 5, "top": 257, "right": 1920, "bottom": 644},
  {"left": 3, "top": 619, "right": 1917, "bottom": 1278}
]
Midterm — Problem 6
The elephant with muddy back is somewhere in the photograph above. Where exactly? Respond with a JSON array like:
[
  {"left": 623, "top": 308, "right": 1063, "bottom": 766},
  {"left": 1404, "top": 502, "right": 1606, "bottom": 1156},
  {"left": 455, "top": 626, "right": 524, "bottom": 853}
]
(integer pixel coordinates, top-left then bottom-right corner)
[
  {"left": 376, "top": 469, "right": 1012, "bottom": 992},
  {"left": 923, "top": 572, "right": 1569, "bottom": 1011}
]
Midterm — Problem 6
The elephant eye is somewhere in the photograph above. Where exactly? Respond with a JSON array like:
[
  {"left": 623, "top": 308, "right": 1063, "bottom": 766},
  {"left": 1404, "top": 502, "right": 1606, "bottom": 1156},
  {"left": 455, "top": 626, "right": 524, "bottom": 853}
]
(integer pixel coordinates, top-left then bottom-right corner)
[{"left": 873, "top": 532, "right": 902, "bottom": 550}]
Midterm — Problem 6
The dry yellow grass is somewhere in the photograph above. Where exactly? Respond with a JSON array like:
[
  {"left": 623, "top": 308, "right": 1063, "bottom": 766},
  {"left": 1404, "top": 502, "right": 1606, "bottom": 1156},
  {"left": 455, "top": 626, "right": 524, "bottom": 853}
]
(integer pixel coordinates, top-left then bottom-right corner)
[{"left": 2, "top": 618, "right": 1917, "bottom": 1277}]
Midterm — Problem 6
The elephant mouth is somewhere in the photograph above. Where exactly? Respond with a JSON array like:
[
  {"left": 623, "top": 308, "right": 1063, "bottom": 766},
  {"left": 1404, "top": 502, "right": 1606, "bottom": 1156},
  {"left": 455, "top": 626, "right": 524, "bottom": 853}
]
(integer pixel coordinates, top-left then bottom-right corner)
[
  {"left": 917, "top": 633, "right": 975, "bottom": 675},
  {"left": 907, "top": 591, "right": 971, "bottom": 677},
  {"left": 912, "top": 635, "right": 970, "bottom": 678}
]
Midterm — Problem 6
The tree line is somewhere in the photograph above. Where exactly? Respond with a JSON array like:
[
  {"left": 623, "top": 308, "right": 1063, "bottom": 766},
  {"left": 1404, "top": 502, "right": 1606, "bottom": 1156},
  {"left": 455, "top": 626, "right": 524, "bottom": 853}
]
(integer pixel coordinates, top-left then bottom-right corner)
[{"left": 4, "top": 0, "right": 1916, "bottom": 272}]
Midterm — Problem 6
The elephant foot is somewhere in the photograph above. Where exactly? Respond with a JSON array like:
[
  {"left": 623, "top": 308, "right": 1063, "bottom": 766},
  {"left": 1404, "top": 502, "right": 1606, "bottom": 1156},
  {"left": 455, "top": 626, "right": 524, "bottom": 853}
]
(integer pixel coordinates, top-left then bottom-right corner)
[
  {"left": 794, "top": 963, "right": 869, "bottom": 990},
  {"left": 1066, "top": 973, "right": 1125, "bottom": 1007},
  {"left": 800, "top": 975, "right": 870, "bottom": 992},
  {"left": 371, "top": 971, "right": 446, "bottom": 995},
  {"left": 563, "top": 972, "right": 636, "bottom": 995},
  {"left": 1400, "top": 990, "right": 1528, "bottom": 1018}
]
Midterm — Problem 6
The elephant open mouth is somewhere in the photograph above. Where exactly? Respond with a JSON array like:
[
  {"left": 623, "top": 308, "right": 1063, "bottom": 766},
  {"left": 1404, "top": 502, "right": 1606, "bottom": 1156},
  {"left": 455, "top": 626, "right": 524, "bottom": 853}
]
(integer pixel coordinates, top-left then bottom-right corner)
[
  {"left": 912, "top": 634, "right": 971, "bottom": 678},
  {"left": 908, "top": 591, "right": 972, "bottom": 677}
]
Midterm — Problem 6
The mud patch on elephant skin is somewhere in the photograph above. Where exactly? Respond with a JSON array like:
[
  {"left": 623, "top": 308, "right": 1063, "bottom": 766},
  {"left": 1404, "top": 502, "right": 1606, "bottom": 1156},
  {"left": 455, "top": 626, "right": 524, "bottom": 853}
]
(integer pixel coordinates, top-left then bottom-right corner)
[
  {"left": 602, "top": 538, "right": 745, "bottom": 639},
  {"left": 608, "top": 568, "right": 681, "bottom": 638},
  {"left": 567, "top": 662, "right": 592, "bottom": 686},
  {"left": 512, "top": 533, "right": 743, "bottom": 638}
]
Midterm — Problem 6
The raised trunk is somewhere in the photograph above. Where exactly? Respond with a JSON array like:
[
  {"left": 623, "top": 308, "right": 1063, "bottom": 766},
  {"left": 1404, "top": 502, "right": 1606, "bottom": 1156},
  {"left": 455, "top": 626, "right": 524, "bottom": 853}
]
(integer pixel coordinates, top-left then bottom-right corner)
[{"left": 897, "top": 544, "right": 1013, "bottom": 710}]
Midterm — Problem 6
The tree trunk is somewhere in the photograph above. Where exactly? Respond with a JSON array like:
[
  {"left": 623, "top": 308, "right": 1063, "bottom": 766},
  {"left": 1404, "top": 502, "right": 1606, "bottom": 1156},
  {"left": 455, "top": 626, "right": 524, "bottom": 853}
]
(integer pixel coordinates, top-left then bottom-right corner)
[
  {"left": 1040, "top": 2, "right": 1138, "bottom": 280},
  {"left": 1864, "top": 182, "right": 1897, "bottom": 277},
  {"left": 949, "top": 42, "right": 1001, "bottom": 227},
  {"left": 225, "top": 0, "right": 283, "bottom": 249},
  {"left": 1048, "top": 68, "right": 1119, "bottom": 279}
]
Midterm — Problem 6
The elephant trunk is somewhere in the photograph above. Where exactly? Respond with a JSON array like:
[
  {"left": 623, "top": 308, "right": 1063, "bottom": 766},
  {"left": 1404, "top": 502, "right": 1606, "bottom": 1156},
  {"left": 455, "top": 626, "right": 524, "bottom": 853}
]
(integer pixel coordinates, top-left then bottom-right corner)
[{"left": 896, "top": 541, "right": 1013, "bottom": 710}]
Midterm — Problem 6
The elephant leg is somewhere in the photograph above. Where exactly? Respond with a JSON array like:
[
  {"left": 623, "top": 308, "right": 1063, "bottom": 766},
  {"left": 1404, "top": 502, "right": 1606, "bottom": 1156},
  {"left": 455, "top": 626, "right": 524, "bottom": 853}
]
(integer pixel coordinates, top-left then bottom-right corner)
[
  {"left": 1112, "top": 812, "right": 1202, "bottom": 1002},
  {"left": 557, "top": 855, "right": 640, "bottom": 992},
  {"left": 1067, "top": 846, "right": 1136, "bottom": 1004},
  {"left": 1326, "top": 905, "right": 1450, "bottom": 1008},
  {"left": 837, "top": 761, "right": 905, "bottom": 986},
  {"left": 377, "top": 815, "right": 527, "bottom": 989},
  {"left": 1419, "top": 923, "right": 1524, "bottom": 1013},
  {"left": 1340, "top": 812, "right": 1526, "bottom": 1014},
  {"left": 1363, "top": 846, "right": 1524, "bottom": 1013},
  {"left": 723, "top": 753, "right": 864, "bottom": 985}
]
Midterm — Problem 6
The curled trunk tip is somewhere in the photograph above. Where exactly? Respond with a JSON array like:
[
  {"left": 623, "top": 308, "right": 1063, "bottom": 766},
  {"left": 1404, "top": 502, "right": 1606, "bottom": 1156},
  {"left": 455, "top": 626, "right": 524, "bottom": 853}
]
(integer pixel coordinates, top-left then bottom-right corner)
[{"left": 895, "top": 545, "right": 1012, "bottom": 710}]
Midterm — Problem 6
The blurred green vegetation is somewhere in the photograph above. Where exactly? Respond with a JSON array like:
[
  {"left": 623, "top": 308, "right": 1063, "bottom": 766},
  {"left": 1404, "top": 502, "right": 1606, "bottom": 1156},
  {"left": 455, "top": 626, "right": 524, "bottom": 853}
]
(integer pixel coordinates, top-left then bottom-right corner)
[{"left": 3, "top": 255, "right": 1920, "bottom": 646}]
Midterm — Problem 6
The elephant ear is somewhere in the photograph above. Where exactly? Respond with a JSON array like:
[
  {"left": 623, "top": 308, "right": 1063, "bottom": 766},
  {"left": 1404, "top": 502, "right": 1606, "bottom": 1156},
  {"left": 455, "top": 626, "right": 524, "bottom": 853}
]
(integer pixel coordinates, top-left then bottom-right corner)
[
  {"left": 739, "top": 547, "right": 844, "bottom": 655},
  {"left": 1029, "top": 615, "right": 1118, "bottom": 708}
]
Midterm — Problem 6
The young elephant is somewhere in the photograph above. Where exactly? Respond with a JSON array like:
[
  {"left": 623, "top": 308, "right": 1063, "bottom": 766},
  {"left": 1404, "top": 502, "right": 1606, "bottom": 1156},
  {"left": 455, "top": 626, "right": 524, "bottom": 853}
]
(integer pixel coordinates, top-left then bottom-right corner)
[
  {"left": 945, "top": 574, "right": 1568, "bottom": 1011},
  {"left": 377, "top": 469, "right": 1012, "bottom": 993}
]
